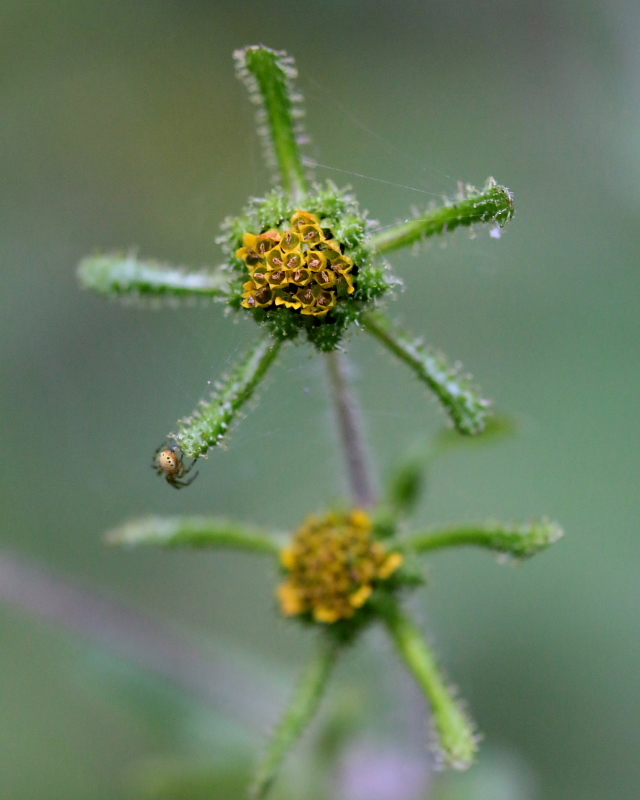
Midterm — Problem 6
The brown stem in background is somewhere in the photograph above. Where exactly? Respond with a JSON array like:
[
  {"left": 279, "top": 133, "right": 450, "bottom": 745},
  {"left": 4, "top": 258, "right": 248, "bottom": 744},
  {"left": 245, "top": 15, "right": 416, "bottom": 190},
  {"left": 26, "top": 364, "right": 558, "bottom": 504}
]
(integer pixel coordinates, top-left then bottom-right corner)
[
  {"left": 325, "top": 350, "right": 378, "bottom": 508},
  {"left": 0, "top": 551, "right": 286, "bottom": 733}
]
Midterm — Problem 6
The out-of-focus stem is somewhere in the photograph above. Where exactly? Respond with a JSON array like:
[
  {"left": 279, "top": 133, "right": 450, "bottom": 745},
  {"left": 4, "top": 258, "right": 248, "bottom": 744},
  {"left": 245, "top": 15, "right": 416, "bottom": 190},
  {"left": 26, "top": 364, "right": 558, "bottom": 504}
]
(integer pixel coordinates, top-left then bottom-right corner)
[
  {"left": 405, "top": 520, "right": 563, "bottom": 559},
  {"left": 250, "top": 635, "right": 339, "bottom": 799},
  {"left": 0, "top": 551, "right": 288, "bottom": 731},
  {"left": 325, "top": 350, "right": 378, "bottom": 508},
  {"left": 381, "top": 598, "right": 477, "bottom": 769},
  {"left": 77, "top": 255, "right": 230, "bottom": 299},
  {"left": 106, "top": 516, "right": 284, "bottom": 553}
]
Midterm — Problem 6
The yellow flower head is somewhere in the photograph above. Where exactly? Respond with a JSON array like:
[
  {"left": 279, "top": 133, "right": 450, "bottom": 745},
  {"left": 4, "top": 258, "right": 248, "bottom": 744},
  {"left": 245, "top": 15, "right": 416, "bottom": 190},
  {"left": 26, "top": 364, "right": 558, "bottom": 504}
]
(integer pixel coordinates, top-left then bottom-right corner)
[
  {"left": 238, "top": 210, "right": 355, "bottom": 317},
  {"left": 277, "top": 509, "right": 404, "bottom": 624}
]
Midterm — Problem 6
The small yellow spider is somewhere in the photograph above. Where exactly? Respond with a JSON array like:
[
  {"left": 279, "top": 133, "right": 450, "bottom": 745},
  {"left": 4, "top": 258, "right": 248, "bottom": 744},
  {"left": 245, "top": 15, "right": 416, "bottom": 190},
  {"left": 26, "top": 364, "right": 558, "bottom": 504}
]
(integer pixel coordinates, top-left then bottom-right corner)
[{"left": 152, "top": 444, "right": 198, "bottom": 489}]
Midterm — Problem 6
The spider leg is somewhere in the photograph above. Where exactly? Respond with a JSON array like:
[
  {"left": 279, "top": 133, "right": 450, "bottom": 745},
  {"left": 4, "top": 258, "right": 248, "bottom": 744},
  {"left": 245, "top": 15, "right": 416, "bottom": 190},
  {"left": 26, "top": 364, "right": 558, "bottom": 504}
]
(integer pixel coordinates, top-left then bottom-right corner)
[
  {"left": 183, "top": 457, "right": 199, "bottom": 476},
  {"left": 175, "top": 470, "right": 199, "bottom": 489}
]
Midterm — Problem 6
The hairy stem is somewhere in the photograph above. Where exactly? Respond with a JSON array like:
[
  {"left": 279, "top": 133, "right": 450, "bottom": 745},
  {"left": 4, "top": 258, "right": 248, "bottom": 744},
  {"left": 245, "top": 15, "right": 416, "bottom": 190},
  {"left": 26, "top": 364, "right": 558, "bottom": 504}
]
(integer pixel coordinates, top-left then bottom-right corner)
[
  {"left": 363, "top": 310, "right": 489, "bottom": 435},
  {"left": 175, "top": 334, "right": 282, "bottom": 458},
  {"left": 325, "top": 350, "right": 378, "bottom": 508},
  {"left": 235, "top": 46, "right": 309, "bottom": 201},
  {"left": 251, "top": 636, "right": 340, "bottom": 799},
  {"left": 380, "top": 598, "right": 477, "bottom": 769},
  {"left": 405, "top": 520, "right": 563, "bottom": 560},
  {"left": 106, "top": 516, "right": 284, "bottom": 554},
  {"left": 77, "top": 255, "right": 230, "bottom": 300},
  {"left": 369, "top": 180, "right": 514, "bottom": 254}
]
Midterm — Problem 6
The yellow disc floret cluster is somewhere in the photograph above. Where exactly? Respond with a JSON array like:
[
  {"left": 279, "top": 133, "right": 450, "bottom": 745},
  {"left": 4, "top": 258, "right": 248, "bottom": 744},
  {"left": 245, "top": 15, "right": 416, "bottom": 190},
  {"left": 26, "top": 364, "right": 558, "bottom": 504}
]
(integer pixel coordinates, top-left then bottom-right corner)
[
  {"left": 277, "top": 509, "right": 404, "bottom": 624},
  {"left": 238, "top": 210, "right": 356, "bottom": 317}
]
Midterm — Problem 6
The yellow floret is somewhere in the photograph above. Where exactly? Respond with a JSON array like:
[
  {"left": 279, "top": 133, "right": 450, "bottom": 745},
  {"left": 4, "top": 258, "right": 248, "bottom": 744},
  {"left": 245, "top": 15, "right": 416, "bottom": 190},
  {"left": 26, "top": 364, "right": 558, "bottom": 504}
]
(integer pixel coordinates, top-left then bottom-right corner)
[
  {"left": 235, "top": 210, "right": 357, "bottom": 318},
  {"left": 276, "top": 509, "right": 403, "bottom": 623}
]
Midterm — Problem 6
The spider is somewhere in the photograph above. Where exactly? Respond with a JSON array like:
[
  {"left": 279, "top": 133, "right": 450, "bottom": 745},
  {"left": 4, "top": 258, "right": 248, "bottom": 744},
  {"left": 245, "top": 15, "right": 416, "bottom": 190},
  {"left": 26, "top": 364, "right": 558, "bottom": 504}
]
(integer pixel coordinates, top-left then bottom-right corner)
[{"left": 152, "top": 444, "right": 199, "bottom": 489}]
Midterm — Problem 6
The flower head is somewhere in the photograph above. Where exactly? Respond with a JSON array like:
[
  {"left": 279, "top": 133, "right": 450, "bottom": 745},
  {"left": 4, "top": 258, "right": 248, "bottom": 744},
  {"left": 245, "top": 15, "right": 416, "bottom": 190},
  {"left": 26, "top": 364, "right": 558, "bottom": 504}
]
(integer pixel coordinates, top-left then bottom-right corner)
[
  {"left": 238, "top": 209, "right": 357, "bottom": 321},
  {"left": 78, "top": 43, "right": 514, "bottom": 457},
  {"left": 277, "top": 509, "right": 403, "bottom": 623},
  {"left": 220, "top": 183, "right": 391, "bottom": 351}
]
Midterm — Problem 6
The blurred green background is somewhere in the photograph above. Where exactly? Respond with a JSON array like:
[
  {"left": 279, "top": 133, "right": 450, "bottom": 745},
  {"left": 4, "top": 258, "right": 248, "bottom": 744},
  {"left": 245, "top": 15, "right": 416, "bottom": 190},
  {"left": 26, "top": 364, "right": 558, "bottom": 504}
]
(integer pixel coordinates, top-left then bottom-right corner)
[{"left": 2, "top": 1, "right": 639, "bottom": 798}]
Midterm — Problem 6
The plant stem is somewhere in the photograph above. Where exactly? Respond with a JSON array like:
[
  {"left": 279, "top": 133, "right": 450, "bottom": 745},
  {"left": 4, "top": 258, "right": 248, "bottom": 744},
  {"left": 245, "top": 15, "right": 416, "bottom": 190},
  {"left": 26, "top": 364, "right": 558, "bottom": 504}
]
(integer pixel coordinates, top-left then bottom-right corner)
[
  {"left": 362, "top": 310, "right": 489, "bottom": 435},
  {"left": 380, "top": 598, "right": 477, "bottom": 769},
  {"left": 250, "top": 635, "right": 339, "bottom": 799},
  {"left": 325, "top": 350, "right": 378, "bottom": 508},
  {"left": 105, "top": 516, "right": 285, "bottom": 554},
  {"left": 175, "top": 334, "right": 282, "bottom": 458},
  {"left": 369, "top": 181, "right": 514, "bottom": 254},
  {"left": 236, "top": 46, "right": 309, "bottom": 201},
  {"left": 405, "top": 520, "right": 563, "bottom": 559},
  {"left": 77, "top": 255, "right": 230, "bottom": 299},
  {"left": 0, "top": 550, "right": 288, "bottom": 731}
]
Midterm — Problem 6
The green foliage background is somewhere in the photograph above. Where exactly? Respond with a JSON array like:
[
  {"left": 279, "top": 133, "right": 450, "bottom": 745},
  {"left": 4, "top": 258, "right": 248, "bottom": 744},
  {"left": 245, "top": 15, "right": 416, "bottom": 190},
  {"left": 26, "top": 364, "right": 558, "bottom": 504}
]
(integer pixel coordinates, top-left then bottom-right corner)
[{"left": 1, "top": 2, "right": 639, "bottom": 799}]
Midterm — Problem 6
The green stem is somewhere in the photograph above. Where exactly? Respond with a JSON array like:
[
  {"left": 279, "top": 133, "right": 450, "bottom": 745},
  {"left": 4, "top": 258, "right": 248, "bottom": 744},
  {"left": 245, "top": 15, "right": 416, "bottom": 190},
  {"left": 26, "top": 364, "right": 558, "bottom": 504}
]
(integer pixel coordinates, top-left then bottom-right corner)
[
  {"left": 383, "top": 416, "right": 516, "bottom": 520},
  {"left": 369, "top": 180, "right": 514, "bottom": 254},
  {"left": 405, "top": 520, "right": 563, "bottom": 560},
  {"left": 105, "top": 516, "right": 283, "bottom": 554},
  {"left": 175, "top": 334, "right": 282, "bottom": 458},
  {"left": 363, "top": 311, "right": 489, "bottom": 435},
  {"left": 235, "top": 46, "right": 309, "bottom": 201},
  {"left": 251, "top": 636, "right": 340, "bottom": 799},
  {"left": 380, "top": 599, "right": 477, "bottom": 770},
  {"left": 78, "top": 255, "right": 230, "bottom": 299},
  {"left": 384, "top": 440, "right": 433, "bottom": 518}
]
